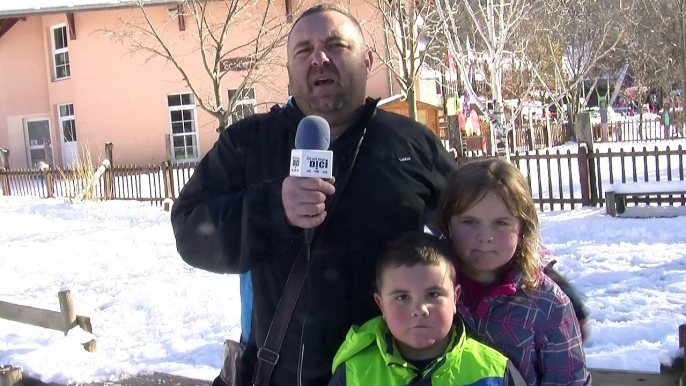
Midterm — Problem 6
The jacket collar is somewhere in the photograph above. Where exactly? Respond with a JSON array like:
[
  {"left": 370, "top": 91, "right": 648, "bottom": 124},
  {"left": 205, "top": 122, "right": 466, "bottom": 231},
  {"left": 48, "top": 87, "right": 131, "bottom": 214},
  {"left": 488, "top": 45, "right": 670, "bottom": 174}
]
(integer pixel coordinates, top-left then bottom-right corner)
[{"left": 271, "top": 97, "right": 380, "bottom": 139}]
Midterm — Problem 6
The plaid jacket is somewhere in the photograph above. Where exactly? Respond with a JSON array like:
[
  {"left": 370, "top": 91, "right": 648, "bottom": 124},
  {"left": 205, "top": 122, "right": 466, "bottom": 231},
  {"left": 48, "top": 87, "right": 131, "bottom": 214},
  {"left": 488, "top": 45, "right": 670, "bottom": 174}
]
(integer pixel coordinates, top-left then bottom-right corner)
[{"left": 457, "top": 270, "right": 591, "bottom": 386}]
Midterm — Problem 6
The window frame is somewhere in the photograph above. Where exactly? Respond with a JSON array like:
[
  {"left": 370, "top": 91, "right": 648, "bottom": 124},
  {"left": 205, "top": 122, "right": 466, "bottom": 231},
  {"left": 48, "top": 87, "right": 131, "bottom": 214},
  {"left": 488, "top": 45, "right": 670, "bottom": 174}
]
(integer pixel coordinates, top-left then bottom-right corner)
[
  {"left": 57, "top": 103, "right": 77, "bottom": 143},
  {"left": 23, "top": 117, "right": 52, "bottom": 168},
  {"left": 167, "top": 92, "right": 200, "bottom": 163},
  {"left": 50, "top": 24, "right": 70, "bottom": 81}
]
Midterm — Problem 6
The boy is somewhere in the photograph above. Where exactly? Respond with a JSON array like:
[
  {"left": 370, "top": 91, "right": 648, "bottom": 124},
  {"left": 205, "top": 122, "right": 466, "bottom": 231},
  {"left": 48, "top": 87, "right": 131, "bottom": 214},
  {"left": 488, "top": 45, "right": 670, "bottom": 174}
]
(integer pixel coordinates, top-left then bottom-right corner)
[{"left": 328, "top": 231, "right": 526, "bottom": 386}]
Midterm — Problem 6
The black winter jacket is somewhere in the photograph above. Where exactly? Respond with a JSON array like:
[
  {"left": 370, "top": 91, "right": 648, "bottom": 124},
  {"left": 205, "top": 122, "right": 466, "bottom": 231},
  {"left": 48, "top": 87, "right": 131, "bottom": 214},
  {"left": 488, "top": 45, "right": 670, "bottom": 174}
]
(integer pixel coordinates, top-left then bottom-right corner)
[{"left": 171, "top": 98, "right": 457, "bottom": 386}]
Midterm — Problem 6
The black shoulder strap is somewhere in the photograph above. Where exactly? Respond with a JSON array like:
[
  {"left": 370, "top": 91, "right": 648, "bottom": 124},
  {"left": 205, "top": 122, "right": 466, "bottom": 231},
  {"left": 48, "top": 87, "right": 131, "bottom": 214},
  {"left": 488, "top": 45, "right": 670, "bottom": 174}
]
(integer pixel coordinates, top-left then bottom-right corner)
[{"left": 252, "top": 129, "right": 367, "bottom": 386}]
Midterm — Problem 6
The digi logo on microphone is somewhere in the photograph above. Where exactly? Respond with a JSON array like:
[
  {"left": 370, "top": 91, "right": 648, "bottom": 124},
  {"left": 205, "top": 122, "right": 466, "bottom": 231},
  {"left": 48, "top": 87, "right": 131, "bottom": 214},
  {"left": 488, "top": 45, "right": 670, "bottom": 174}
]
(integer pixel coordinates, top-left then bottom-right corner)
[
  {"left": 289, "top": 149, "right": 333, "bottom": 179},
  {"left": 309, "top": 158, "right": 329, "bottom": 170}
]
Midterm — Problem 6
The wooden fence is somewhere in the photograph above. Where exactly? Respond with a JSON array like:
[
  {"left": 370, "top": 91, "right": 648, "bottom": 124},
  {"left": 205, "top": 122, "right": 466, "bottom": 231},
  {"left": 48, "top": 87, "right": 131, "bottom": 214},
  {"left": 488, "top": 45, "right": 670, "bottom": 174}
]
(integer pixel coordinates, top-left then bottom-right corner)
[
  {"left": 0, "top": 156, "right": 198, "bottom": 206},
  {"left": 0, "top": 290, "right": 96, "bottom": 353},
  {"left": 506, "top": 120, "right": 569, "bottom": 154},
  {"left": 596, "top": 119, "right": 686, "bottom": 144},
  {"left": 2, "top": 142, "right": 685, "bottom": 213},
  {"left": 460, "top": 144, "right": 686, "bottom": 212}
]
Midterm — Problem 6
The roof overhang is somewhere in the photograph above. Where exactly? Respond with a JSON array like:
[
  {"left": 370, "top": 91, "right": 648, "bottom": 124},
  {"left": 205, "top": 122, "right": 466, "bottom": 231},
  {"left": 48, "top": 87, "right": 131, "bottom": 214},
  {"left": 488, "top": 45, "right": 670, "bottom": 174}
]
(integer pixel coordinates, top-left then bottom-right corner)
[
  {"left": 0, "top": 0, "right": 178, "bottom": 18},
  {"left": 0, "top": 17, "right": 22, "bottom": 40}
]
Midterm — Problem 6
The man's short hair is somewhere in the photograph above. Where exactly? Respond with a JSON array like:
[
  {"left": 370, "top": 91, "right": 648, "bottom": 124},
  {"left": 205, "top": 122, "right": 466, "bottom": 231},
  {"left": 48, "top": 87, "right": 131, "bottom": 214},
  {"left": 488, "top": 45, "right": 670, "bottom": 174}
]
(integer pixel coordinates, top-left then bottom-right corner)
[
  {"left": 288, "top": 5, "right": 365, "bottom": 43},
  {"left": 376, "top": 231, "right": 456, "bottom": 292}
]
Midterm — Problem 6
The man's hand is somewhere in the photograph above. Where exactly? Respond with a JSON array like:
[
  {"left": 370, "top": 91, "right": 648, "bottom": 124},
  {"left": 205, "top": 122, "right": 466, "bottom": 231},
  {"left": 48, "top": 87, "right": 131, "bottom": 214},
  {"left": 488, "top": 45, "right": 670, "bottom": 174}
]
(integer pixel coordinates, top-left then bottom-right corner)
[{"left": 282, "top": 177, "right": 336, "bottom": 228}]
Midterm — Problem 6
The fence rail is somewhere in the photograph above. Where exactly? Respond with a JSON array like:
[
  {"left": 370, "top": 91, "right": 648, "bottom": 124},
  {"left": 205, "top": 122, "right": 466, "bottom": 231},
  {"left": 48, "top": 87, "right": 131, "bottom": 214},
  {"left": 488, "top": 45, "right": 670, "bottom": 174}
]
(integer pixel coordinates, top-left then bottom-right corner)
[
  {"left": 2, "top": 142, "right": 685, "bottom": 213},
  {"left": 598, "top": 120, "right": 686, "bottom": 143},
  {"left": 0, "top": 290, "right": 96, "bottom": 352},
  {"left": 0, "top": 161, "right": 198, "bottom": 206},
  {"left": 510, "top": 144, "right": 686, "bottom": 211}
]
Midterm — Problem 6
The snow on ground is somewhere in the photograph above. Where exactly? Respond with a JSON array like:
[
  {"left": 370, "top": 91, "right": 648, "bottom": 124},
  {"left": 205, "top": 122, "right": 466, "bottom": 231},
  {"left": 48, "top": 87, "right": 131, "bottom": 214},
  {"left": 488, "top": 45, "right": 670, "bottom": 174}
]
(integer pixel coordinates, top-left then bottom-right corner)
[
  {"left": 0, "top": 197, "right": 240, "bottom": 382},
  {"left": 0, "top": 195, "right": 685, "bottom": 384},
  {"left": 539, "top": 207, "right": 686, "bottom": 370}
]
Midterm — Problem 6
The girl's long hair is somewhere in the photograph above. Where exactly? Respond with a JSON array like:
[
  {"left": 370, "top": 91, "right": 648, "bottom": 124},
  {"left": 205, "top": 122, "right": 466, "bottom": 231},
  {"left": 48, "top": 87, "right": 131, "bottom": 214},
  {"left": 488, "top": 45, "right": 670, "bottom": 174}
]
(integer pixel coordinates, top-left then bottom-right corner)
[{"left": 434, "top": 158, "right": 541, "bottom": 290}]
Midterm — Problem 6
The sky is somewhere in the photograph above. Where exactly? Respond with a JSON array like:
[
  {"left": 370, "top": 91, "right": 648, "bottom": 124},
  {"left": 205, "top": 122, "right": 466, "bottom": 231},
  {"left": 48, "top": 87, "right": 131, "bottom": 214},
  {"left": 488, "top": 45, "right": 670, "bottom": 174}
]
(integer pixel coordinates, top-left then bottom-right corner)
[{"left": 1, "top": 141, "right": 685, "bottom": 384}]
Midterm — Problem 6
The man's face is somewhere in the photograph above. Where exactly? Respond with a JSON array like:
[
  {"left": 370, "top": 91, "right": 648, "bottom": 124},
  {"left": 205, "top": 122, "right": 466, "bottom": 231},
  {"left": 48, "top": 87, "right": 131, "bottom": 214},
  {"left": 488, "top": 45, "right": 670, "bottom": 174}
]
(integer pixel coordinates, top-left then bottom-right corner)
[
  {"left": 374, "top": 261, "right": 459, "bottom": 360},
  {"left": 287, "top": 11, "right": 372, "bottom": 123}
]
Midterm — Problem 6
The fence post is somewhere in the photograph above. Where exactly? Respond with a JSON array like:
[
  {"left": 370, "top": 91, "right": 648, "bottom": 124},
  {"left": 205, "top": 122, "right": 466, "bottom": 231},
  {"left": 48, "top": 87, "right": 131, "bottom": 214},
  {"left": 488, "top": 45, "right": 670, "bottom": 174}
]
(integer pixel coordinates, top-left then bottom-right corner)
[
  {"left": 0, "top": 148, "right": 10, "bottom": 196},
  {"left": 104, "top": 142, "right": 113, "bottom": 166},
  {"left": 162, "top": 161, "right": 175, "bottom": 200},
  {"left": 164, "top": 134, "right": 173, "bottom": 162},
  {"left": 0, "top": 148, "right": 9, "bottom": 170},
  {"left": 578, "top": 144, "right": 592, "bottom": 207},
  {"left": 58, "top": 290, "right": 96, "bottom": 353},
  {"left": 40, "top": 163, "right": 54, "bottom": 198},
  {"left": 0, "top": 366, "right": 22, "bottom": 386},
  {"left": 527, "top": 128, "right": 535, "bottom": 151},
  {"left": 58, "top": 290, "right": 77, "bottom": 336},
  {"left": 508, "top": 130, "right": 516, "bottom": 154},
  {"left": 104, "top": 142, "right": 114, "bottom": 200}
]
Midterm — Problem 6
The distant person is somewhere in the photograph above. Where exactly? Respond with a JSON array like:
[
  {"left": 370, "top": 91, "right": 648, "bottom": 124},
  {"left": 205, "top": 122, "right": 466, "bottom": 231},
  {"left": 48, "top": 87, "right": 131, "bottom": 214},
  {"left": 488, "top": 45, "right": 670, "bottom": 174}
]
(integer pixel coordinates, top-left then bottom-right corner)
[
  {"left": 434, "top": 158, "right": 591, "bottom": 386},
  {"left": 328, "top": 231, "right": 526, "bottom": 386}
]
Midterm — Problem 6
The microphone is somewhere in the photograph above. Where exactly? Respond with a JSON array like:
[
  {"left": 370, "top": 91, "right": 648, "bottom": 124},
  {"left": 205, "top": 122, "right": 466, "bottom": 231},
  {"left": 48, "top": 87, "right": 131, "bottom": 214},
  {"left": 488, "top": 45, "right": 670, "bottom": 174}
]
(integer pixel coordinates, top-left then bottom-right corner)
[{"left": 290, "top": 115, "right": 333, "bottom": 245}]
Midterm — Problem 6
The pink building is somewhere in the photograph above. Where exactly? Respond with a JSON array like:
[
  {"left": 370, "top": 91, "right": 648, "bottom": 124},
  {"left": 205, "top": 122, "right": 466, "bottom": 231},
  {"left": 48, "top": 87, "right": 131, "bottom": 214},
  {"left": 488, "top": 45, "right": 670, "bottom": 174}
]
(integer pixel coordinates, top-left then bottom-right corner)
[{"left": 0, "top": 0, "right": 408, "bottom": 169}]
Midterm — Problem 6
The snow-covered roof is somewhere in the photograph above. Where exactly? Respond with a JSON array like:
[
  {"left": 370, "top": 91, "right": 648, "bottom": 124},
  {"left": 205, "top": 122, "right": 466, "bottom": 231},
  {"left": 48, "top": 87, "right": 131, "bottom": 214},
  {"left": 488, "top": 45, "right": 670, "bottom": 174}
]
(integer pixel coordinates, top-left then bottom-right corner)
[
  {"left": 377, "top": 94, "right": 404, "bottom": 106},
  {"left": 0, "top": 0, "right": 177, "bottom": 17}
]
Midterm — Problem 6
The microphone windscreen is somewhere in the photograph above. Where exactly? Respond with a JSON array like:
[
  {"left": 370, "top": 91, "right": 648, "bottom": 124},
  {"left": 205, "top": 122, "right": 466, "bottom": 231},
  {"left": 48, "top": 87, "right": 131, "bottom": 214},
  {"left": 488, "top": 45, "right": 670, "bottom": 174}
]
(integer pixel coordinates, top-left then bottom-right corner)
[{"left": 295, "top": 116, "right": 330, "bottom": 150}]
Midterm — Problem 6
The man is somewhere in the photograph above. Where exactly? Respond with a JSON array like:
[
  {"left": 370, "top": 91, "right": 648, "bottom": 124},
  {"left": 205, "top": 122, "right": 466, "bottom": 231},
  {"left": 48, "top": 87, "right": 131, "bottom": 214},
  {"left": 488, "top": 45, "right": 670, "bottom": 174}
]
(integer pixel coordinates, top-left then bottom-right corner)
[{"left": 171, "top": 5, "right": 456, "bottom": 386}]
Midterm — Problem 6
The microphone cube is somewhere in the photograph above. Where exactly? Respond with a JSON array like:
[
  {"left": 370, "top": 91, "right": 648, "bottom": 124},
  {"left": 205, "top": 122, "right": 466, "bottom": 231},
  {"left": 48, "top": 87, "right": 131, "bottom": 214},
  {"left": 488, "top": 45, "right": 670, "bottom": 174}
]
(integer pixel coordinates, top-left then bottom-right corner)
[{"left": 290, "top": 149, "right": 333, "bottom": 179}]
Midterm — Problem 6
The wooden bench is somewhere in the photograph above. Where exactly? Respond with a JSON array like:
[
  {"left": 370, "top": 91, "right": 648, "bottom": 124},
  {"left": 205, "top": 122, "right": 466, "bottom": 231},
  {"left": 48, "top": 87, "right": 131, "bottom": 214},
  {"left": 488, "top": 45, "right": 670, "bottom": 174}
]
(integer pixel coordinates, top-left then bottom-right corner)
[{"left": 605, "top": 181, "right": 686, "bottom": 217}]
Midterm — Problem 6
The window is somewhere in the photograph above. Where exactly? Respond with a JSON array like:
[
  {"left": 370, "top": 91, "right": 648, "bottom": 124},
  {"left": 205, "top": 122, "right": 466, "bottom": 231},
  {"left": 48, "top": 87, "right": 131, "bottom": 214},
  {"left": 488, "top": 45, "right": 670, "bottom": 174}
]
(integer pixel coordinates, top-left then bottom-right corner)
[
  {"left": 24, "top": 119, "right": 51, "bottom": 168},
  {"left": 51, "top": 25, "right": 70, "bottom": 80},
  {"left": 58, "top": 104, "right": 76, "bottom": 142},
  {"left": 228, "top": 88, "right": 257, "bottom": 124},
  {"left": 167, "top": 93, "right": 199, "bottom": 162}
]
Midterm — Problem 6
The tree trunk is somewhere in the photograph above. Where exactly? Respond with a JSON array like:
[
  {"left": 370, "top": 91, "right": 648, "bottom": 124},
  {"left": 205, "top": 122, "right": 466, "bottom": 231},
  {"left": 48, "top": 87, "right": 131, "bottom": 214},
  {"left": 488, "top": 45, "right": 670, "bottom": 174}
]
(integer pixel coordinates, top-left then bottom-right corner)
[
  {"left": 407, "top": 87, "right": 418, "bottom": 121},
  {"left": 217, "top": 112, "right": 231, "bottom": 133},
  {"left": 490, "top": 65, "right": 505, "bottom": 156}
]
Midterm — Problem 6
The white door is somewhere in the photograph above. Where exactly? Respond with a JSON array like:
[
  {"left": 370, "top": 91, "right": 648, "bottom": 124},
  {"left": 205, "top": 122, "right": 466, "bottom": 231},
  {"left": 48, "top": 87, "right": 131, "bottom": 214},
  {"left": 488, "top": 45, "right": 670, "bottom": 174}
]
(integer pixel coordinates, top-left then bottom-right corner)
[
  {"left": 58, "top": 104, "right": 78, "bottom": 168},
  {"left": 23, "top": 118, "right": 52, "bottom": 168}
]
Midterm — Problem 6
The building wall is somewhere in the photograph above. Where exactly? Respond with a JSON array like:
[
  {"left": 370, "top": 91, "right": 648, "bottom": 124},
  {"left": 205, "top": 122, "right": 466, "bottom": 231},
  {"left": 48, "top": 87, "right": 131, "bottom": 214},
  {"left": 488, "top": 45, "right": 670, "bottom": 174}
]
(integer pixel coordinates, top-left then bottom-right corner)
[
  {"left": 0, "top": 1, "right": 399, "bottom": 168},
  {"left": 0, "top": 16, "right": 52, "bottom": 169}
]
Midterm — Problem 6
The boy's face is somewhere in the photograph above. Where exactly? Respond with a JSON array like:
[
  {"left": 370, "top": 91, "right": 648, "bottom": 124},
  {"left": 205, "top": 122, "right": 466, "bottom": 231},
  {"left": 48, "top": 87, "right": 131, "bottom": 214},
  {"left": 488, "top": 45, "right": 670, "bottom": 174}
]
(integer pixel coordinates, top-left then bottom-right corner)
[{"left": 374, "top": 261, "right": 459, "bottom": 360}]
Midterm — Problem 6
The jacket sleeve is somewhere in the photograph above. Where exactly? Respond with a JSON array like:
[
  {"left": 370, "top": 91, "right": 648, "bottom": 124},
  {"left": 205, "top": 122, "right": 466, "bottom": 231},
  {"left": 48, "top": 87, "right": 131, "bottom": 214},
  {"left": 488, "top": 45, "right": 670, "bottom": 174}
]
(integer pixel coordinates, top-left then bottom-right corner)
[
  {"left": 327, "top": 364, "right": 347, "bottom": 386},
  {"left": 538, "top": 293, "right": 591, "bottom": 386},
  {"left": 170, "top": 121, "right": 297, "bottom": 274},
  {"left": 544, "top": 266, "right": 590, "bottom": 341},
  {"left": 503, "top": 359, "right": 528, "bottom": 386}
]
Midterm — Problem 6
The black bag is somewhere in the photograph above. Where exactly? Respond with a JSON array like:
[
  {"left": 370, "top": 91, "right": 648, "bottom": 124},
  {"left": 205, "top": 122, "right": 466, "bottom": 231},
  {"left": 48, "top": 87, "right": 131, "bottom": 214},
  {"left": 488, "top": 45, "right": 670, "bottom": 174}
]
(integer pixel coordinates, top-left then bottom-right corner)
[{"left": 218, "top": 339, "right": 255, "bottom": 386}]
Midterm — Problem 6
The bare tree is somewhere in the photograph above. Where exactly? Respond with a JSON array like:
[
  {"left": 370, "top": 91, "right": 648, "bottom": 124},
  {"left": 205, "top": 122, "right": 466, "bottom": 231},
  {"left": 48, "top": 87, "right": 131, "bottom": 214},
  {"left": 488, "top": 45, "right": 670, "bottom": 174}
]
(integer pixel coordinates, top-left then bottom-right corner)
[
  {"left": 648, "top": 0, "right": 686, "bottom": 126},
  {"left": 103, "top": 0, "right": 294, "bottom": 132},
  {"left": 532, "top": 0, "right": 625, "bottom": 138},
  {"left": 366, "top": 0, "right": 440, "bottom": 120},
  {"left": 608, "top": 0, "right": 667, "bottom": 136},
  {"left": 435, "top": 0, "right": 535, "bottom": 156}
]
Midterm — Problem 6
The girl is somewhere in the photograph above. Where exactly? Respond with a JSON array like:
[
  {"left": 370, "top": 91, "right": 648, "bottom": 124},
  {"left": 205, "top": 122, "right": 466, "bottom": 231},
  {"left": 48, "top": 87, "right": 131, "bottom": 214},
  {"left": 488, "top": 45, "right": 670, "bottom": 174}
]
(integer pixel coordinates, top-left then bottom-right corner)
[{"left": 434, "top": 158, "right": 590, "bottom": 386}]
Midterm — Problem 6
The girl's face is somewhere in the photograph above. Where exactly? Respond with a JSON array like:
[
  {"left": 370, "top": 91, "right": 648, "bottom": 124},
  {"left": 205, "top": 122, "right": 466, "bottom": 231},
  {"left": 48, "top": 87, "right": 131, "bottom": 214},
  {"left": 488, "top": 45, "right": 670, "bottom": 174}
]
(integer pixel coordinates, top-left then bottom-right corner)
[{"left": 449, "top": 192, "right": 522, "bottom": 281}]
